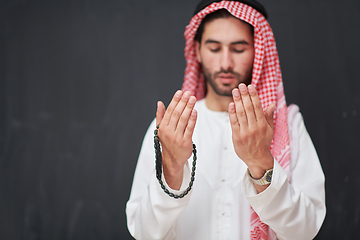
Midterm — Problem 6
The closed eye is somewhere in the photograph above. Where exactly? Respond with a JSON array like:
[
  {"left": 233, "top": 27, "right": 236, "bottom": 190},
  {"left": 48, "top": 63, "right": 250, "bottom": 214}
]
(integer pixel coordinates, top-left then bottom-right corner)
[
  {"left": 233, "top": 49, "right": 245, "bottom": 53},
  {"left": 210, "top": 48, "right": 220, "bottom": 52}
]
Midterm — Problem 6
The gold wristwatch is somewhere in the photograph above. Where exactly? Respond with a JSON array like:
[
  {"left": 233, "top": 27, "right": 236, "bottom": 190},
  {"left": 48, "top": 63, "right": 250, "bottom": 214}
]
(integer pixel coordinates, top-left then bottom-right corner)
[{"left": 248, "top": 168, "right": 273, "bottom": 185}]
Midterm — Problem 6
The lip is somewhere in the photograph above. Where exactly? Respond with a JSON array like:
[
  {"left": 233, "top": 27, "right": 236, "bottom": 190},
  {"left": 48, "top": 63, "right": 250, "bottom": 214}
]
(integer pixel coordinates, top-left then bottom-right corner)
[
  {"left": 218, "top": 73, "right": 235, "bottom": 78},
  {"left": 218, "top": 74, "right": 235, "bottom": 84}
]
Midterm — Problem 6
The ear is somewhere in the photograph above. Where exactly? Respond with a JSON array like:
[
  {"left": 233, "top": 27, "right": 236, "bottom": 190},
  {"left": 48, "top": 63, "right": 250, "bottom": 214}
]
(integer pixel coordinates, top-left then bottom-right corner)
[{"left": 195, "top": 41, "right": 202, "bottom": 63}]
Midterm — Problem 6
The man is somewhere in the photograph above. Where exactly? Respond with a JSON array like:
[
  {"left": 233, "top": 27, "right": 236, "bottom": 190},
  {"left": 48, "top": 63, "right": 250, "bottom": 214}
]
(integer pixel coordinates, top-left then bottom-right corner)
[{"left": 126, "top": 0, "right": 326, "bottom": 239}]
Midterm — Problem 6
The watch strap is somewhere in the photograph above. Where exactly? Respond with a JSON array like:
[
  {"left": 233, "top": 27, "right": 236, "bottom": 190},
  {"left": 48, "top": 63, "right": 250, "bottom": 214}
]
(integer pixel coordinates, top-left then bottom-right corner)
[{"left": 248, "top": 168, "right": 273, "bottom": 185}]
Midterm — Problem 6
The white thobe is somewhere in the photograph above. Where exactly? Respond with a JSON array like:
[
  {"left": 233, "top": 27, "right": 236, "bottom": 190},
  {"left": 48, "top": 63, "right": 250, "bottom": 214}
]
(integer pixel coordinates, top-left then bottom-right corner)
[{"left": 126, "top": 99, "right": 326, "bottom": 240}]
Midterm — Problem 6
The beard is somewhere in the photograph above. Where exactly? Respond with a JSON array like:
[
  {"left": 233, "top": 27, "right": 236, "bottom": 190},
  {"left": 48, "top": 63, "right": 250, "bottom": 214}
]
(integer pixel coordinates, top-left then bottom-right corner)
[{"left": 202, "top": 65, "right": 253, "bottom": 97}]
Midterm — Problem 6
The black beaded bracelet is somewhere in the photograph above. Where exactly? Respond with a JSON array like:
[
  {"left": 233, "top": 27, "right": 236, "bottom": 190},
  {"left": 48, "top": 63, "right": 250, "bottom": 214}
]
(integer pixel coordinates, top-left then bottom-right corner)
[{"left": 154, "top": 124, "right": 197, "bottom": 199}]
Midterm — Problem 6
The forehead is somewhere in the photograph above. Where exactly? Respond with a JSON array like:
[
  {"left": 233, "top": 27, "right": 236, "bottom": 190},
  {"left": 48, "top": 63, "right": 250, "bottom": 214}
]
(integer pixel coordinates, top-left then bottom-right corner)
[{"left": 201, "top": 15, "right": 253, "bottom": 44}]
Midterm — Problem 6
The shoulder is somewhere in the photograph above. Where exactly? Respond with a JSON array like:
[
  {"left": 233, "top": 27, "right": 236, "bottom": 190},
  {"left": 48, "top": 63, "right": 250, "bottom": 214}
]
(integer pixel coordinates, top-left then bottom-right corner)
[
  {"left": 287, "top": 104, "right": 315, "bottom": 167},
  {"left": 287, "top": 104, "right": 306, "bottom": 137},
  {"left": 287, "top": 104, "right": 301, "bottom": 126}
]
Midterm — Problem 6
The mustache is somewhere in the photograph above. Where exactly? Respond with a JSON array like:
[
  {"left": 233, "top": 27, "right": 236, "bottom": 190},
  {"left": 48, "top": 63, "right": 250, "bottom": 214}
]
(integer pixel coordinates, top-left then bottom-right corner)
[{"left": 214, "top": 70, "right": 241, "bottom": 78}]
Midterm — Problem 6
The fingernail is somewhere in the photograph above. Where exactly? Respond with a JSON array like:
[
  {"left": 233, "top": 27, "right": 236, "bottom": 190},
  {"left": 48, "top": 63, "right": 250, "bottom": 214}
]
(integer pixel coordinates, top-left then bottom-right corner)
[
  {"left": 239, "top": 84, "right": 247, "bottom": 91},
  {"left": 248, "top": 85, "right": 255, "bottom": 93},
  {"left": 189, "top": 96, "right": 196, "bottom": 104},
  {"left": 175, "top": 90, "right": 182, "bottom": 98},
  {"left": 233, "top": 89, "right": 240, "bottom": 97},
  {"left": 229, "top": 102, "right": 235, "bottom": 111},
  {"left": 184, "top": 91, "right": 190, "bottom": 98}
]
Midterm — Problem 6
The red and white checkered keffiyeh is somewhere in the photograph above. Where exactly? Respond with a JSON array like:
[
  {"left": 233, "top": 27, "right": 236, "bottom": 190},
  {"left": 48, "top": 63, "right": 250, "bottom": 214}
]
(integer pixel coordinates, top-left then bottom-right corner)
[{"left": 182, "top": 1, "right": 291, "bottom": 239}]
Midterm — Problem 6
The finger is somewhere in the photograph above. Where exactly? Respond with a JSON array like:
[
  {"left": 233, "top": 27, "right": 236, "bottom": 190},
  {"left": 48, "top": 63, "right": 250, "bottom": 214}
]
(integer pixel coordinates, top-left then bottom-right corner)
[
  {"left": 161, "top": 90, "right": 183, "bottom": 127},
  {"left": 168, "top": 91, "right": 191, "bottom": 131},
  {"left": 177, "top": 96, "right": 196, "bottom": 134},
  {"left": 264, "top": 103, "right": 276, "bottom": 129},
  {"left": 156, "top": 101, "right": 166, "bottom": 126},
  {"left": 184, "top": 109, "right": 197, "bottom": 140},
  {"left": 239, "top": 83, "right": 257, "bottom": 127},
  {"left": 248, "top": 84, "right": 266, "bottom": 123},
  {"left": 228, "top": 102, "right": 241, "bottom": 134},
  {"left": 232, "top": 87, "right": 248, "bottom": 128}
]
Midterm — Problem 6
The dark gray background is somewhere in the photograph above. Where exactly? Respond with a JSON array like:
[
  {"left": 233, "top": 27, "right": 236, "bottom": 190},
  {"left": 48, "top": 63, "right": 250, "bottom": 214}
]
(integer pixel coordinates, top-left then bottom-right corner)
[{"left": 1, "top": 0, "right": 359, "bottom": 239}]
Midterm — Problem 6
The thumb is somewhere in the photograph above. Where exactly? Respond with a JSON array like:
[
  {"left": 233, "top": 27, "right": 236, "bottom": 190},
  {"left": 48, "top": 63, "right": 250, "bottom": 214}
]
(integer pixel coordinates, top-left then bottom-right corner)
[
  {"left": 265, "top": 103, "right": 276, "bottom": 129},
  {"left": 156, "top": 101, "right": 165, "bottom": 126}
]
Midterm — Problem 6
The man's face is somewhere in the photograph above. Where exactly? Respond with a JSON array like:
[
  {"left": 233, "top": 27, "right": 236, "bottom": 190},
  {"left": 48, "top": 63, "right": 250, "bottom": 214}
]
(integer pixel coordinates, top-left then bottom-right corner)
[{"left": 195, "top": 15, "right": 255, "bottom": 97}]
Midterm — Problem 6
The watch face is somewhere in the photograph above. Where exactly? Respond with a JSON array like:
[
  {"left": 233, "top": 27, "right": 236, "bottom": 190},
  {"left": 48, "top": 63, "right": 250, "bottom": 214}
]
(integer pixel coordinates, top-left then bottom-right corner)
[{"left": 265, "top": 170, "right": 273, "bottom": 183}]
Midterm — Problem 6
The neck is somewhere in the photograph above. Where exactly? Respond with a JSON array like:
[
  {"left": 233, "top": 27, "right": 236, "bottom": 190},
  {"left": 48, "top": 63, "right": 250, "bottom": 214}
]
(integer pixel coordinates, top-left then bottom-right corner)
[{"left": 205, "top": 86, "right": 233, "bottom": 112}]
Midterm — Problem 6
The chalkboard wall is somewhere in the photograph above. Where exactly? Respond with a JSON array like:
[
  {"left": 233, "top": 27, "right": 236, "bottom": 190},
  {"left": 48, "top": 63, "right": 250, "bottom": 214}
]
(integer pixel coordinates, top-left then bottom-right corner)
[{"left": 1, "top": 0, "right": 359, "bottom": 239}]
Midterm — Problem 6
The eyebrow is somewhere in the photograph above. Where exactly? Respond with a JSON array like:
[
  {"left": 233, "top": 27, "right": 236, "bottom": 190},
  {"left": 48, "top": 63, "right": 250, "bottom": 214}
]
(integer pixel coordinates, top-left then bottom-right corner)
[{"left": 204, "top": 39, "right": 250, "bottom": 45}]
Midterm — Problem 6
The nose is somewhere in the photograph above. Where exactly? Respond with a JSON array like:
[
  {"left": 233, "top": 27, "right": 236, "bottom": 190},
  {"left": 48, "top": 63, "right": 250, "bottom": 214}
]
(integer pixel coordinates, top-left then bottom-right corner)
[{"left": 220, "top": 48, "right": 233, "bottom": 72}]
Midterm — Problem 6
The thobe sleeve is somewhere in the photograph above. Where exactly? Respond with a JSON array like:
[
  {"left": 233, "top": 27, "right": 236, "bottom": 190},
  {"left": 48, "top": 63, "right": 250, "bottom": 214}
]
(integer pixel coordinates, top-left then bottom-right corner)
[
  {"left": 241, "top": 109, "right": 326, "bottom": 240},
  {"left": 126, "top": 119, "right": 193, "bottom": 240}
]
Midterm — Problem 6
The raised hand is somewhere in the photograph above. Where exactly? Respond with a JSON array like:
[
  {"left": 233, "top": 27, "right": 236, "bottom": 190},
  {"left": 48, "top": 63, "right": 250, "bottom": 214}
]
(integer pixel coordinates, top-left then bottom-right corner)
[
  {"left": 228, "top": 83, "right": 275, "bottom": 183},
  {"left": 156, "top": 90, "right": 197, "bottom": 190}
]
